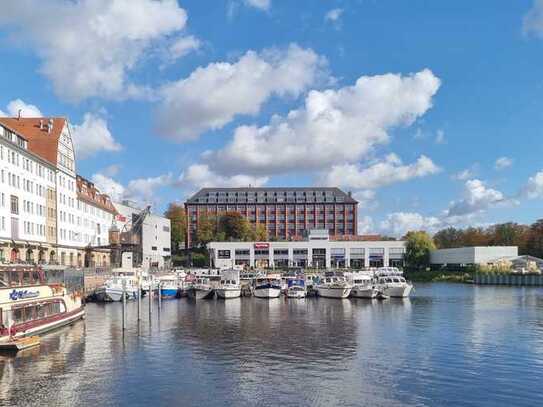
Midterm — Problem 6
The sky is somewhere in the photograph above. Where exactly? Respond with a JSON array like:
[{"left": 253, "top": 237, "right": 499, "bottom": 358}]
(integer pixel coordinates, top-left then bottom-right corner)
[{"left": 1, "top": 0, "right": 543, "bottom": 237}]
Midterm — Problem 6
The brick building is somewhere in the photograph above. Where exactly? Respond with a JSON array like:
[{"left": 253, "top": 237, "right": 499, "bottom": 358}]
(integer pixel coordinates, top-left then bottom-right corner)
[{"left": 185, "top": 187, "right": 358, "bottom": 248}]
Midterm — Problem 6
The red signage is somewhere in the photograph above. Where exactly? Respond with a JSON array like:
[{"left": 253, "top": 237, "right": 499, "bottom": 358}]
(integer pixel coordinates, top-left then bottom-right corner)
[
  {"left": 116, "top": 214, "right": 127, "bottom": 222},
  {"left": 254, "top": 243, "right": 270, "bottom": 249}
]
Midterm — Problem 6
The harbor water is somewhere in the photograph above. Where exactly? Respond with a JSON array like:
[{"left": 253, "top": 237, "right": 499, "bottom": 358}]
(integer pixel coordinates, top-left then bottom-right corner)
[{"left": 1, "top": 283, "right": 543, "bottom": 407}]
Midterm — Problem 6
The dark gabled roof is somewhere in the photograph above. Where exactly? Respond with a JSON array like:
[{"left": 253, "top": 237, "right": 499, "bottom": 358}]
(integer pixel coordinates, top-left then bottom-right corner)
[{"left": 185, "top": 187, "right": 358, "bottom": 205}]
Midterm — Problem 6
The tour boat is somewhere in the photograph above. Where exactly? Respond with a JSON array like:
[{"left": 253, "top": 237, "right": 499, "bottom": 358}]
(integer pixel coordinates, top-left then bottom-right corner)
[
  {"left": 375, "top": 267, "right": 413, "bottom": 298},
  {"left": 157, "top": 275, "right": 180, "bottom": 299},
  {"left": 253, "top": 277, "right": 281, "bottom": 299},
  {"left": 316, "top": 272, "right": 352, "bottom": 299},
  {"left": 216, "top": 269, "right": 241, "bottom": 299},
  {"left": 348, "top": 272, "right": 379, "bottom": 299},
  {"left": 95, "top": 273, "right": 139, "bottom": 302},
  {"left": 0, "top": 265, "right": 85, "bottom": 344}
]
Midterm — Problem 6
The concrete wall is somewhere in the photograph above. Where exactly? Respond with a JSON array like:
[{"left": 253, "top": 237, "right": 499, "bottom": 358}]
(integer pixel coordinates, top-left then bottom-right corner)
[{"left": 430, "top": 246, "right": 518, "bottom": 265}]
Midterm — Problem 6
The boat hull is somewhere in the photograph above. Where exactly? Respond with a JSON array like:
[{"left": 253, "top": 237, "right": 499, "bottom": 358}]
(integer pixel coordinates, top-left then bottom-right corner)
[
  {"left": 188, "top": 288, "right": 215, "bottom": 300},
  {"left": 95, "top": 287, "right": 137, "bottom": 302},
  {"left": 382, "top": 285, "right": 412, "bottom": 298},
  {"left": 216, "top": 288, "right": 241, "bottom": 299},
  {"left": 351, "top": 286, "right": 379, "bottom": 299},
  {"left": 286, "top": 290, "right": 306, "bottom": 299},
  {"left": 160, "top": 288, "right": 179, "bottom": 299},
  {"left": 253, "top": 287, "right": 281, "bottom": 298},
  {"left": 317, "top": 286, "right": 352, "bottom": 299}
]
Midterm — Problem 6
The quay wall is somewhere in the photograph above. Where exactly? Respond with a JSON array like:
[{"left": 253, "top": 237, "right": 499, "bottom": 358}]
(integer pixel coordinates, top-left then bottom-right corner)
[{"left": 474, "top": 273, "right": 543, "bottom": 286}]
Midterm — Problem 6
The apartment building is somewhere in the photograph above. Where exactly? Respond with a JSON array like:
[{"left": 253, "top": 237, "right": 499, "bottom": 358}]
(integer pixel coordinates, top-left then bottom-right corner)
[
  {"left": 0, "top": 117, "right": 115, "bottom": 267},
  {"left": 185, "top": 187, "right": 359, "bottom": 248}
]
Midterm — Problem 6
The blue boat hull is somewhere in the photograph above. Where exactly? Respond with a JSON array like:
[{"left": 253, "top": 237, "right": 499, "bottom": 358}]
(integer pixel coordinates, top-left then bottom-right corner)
[{"left": 160, "top": 288, "right": 179, "bottom": 299}]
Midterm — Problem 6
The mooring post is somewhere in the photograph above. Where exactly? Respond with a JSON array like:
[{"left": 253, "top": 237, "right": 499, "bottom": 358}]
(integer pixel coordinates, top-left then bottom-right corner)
[
  {"left": 158, "top": 281, "right": 162, "bottom": 312},
  {"left": 148, "top": 276, "right": 153, "bottom": 322},
  {"left": 137, "top": 277, "right": 141, "bottom": 322},
  {"left": 122, "top": 279, "right": 126, "bottom": 331}
]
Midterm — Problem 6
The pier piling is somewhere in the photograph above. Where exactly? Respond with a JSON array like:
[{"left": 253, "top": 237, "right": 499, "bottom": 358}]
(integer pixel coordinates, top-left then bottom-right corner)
[
  {"left": 137, "top": 279, "right": 141, "bottom": 321},
  {"left": 122, "top": 279, "right": 126, "bottom": 331},
  {"left": 148, "top": 279, "right": 153, "bottom": 322},
  {"left": 158, "top": 282, "right": 162, "bottom": 312}
]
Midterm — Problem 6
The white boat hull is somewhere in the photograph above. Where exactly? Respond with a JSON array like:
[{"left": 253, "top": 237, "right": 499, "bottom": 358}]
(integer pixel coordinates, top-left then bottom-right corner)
[
  {"left": 382, "top": 284, "right": 412, "bottom": 298},
  {"left": 216, "top": 288, "right": 241, "bottom": 299},
  {"left": 253, "top": 287, "right": 281, "bottom": 298},
  {"left": 95, "top": 287, "right": 137, "bottom": 302},
  {"left": 317, "top": 286, "right": 352, "bottom": 299},
  {"left": 286, "top": 290, "right": 306, "bottom": 298},
  {"left": 351, "top": 287, "right": 379, "bottom": 299}
]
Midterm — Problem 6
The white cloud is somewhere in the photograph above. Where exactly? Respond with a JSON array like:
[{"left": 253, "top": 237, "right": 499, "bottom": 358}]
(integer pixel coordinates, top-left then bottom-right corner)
[
  {"left": 204, "top": 69, "right": 440, "bottom": 176},
  {"left": 522, "top": 170, "right": 543, "bottom": 199},
  {"left": 0, "top": 0, "right": 188, "bottom": 102},
  {"left": 244, "top": 0, "right": 271, "bottom": 11},
  {"left": 0, "top": 99, "right": 43, "bottom": 117},
  {"left": 524, "top": 0, "right": 543, "bottom": 37},
  {"left": 379, "top": 212, "right": 442, "bottom": 237},
  {"left": 178, "top": 164, "right": 268, "bottom": 189},
  {"left": 495, "top": 156, "right": 513, "bottom": 170},
  {"left": 325, "top": 8, "right": 344, "bottom": 28},
  {"left": 156, "top": 44, "right": 327, "bottom": 141},
  {"left": 92, "top": 172, "right": 173, "bottom": 205},
  {"left": 445, "top": 179, "right": 508, "bottom": 217},
  {"left": 452, "top": 167, "right": 476, "bottom": 181},
  {"left": 322, "top": 154, "right": 440, "bottom": 189},
  {"left": 169, "top": 35, "right": 201, "bottom": 60},
  {"left": 72, "top": 113, "right": 122, "bottom": 159},
  {"left": 352, "top": 190, "right": 378, "bottom": 211},
  {"left": 358, "top": 215, "right": 375, "bottom": 234},
  {"left": 435, "top": 129, "right": 446, "bottom": 144}
]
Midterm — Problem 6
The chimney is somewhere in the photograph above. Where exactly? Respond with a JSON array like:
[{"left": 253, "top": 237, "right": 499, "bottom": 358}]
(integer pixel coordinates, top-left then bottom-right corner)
[
  {"left": 47, "top": 118, "right": 53, "bottom": 134},
  {"left": 17, "top": 109, "right": 22, "bottom": 120},
  {"left": 39, "top": 119, "right": 44, "bottom": 130},
  {"left": 348, "top": 191, "right": 352, "bottom": 197}
]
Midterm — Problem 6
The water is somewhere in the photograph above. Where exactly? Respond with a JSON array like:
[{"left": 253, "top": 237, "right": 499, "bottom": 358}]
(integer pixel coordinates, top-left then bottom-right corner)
[{"left": 1, "top": 283, "right": 543, "bottom": 407}]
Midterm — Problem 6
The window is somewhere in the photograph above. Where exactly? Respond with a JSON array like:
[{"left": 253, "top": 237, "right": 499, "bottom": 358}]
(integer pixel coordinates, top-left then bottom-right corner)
[
  {"left": 218, "top": 250, "right": 231, "bottom": 259},
  {"left": 10, "top": 195, "right": 18, "bottom": 215},
  {"left": 151, "top": 246, "right": 157, "bottom": 251},
  {"left": 163, "top": 226, "right": 170, "bottom": 233}
]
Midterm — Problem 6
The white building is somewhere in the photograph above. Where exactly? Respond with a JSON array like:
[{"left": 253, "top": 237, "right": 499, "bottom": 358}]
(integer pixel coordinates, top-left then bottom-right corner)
[
  {"left": 113, "top": 200, "right": 171, "bottom": 270},
  {"left": 208, "top": 230, "right": 405, "bottom": 269},
  {"left": 430, "top": 246, "right": 519, "bottom": 265},
  {"left": 0, "top": 117, "right": 115, "bottom": 267}
]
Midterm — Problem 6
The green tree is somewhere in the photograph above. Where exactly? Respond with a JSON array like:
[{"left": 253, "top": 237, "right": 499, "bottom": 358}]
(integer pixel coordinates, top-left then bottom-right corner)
[
  {"left": 164, "top": 203, "right": 187, "bottom": 253},
  {"left": 526, "top": 219, "right": 543, "bottom": 258},
  {"left": 404, "top": 231, "right": 436, "bottom": 270},
  {"left": 218, "top": 212, "right": 254, "bottom": 241},
  {"left": 196, "top": 213, "right": 218, "bottom": 246},
  {"left": 253, "top": 224, "right": 268, "bottom": 241},
  {"left": 433, "top": 227, "right": 463, "bottom": 249}
]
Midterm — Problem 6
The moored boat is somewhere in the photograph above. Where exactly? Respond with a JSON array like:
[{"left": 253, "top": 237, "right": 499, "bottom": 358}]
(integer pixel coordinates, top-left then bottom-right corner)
[
  {"left": 316, "top": 271, "right": 352, "bottom": 299},
  {"left": 216, "top": 269, "right": 241, "bottom": 299},
  {"left": 347, "top": 272, "right": 379, "bottom": 299},
  {"left": 375, "top": 267, "right": 413, "bottom": 298},
  {"left": 187, "top": 277, "right": 215, "bottom": 300},
  {"left": 157, "top": 275, "right": 180, "bottom": 299},
  {"left": 253, "top": 277, "right": 281, "bottom": 299},
  {"left": 0, "top": 265, "right": 85, "bottom": 344},
  {"left": 94, "top": 274, "right": 139, "bottom": 302}
]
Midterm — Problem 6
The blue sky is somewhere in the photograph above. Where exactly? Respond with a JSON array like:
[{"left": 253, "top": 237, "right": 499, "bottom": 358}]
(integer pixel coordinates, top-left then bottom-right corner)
[{"left": 1, "top": 0, "right": 543, "bottom": 236}]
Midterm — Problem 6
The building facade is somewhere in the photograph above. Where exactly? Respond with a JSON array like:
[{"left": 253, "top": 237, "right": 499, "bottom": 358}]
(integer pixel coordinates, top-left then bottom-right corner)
[
  {"left": 113, "top": 200, "right": 171, "bottom": 270},
  {"left": 208, "top": 230, "right": 405, "bottom": 269},
  {"left": 0, "top": 117, "right": 115, "bottom": 267},
  {"left": 430, "top": 246, "right": 519, "bottom": 266},
  {"left": 185, "top": 187, "right": 358, "bottom": 248}
]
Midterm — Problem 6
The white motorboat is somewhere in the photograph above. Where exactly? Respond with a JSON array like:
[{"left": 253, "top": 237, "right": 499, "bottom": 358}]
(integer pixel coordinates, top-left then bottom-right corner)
[
  {"left": 216, "top": 269, "right": 241, "bottom": 299},
  {"left": 317, "top": 272, "right": 352, "bottom": 299},
  {"left": 95, "top": 274, "right": 139, "bottom": 302},
  {"left": 253, "top": 277, "right": 281, "bottom": 299},
  {"left": 347, "top": 272, "right": 379, "bottom": 299},
  {"left": 375, "top": 267, "right": 413, "bottom": 298},
  {"left": 286, "top": 285, "right": 306, "bottom": 298}
]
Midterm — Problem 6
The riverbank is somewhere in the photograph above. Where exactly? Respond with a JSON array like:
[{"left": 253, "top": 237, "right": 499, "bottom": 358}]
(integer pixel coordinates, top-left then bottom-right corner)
[{"left": 405, "top": 270, "right": 474, "bottom": 283}]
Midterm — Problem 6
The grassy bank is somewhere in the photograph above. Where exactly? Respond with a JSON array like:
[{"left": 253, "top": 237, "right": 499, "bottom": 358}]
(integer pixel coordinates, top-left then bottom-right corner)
[{"left": 405, "top": 269, "right": 474, "bottom": 283}]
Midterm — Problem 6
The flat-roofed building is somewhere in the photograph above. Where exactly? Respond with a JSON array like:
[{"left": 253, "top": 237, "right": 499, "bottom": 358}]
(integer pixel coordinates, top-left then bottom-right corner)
[
  {"left": 208, "top": 230, "right": 405, "bottom": 269},
  {"left": 185, "top": 187, "right": 358, "bottom": 248},
  {"left": 430, "top": 246, "right": 519, "bottom": 266}
]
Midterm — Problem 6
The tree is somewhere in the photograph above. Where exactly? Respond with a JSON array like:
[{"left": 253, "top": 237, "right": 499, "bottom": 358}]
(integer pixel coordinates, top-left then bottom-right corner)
[
  {"left": 433, "top": 227, "right": 463, "bottom": 249},
  {"left": 164, "top": 203, "right": 187, "bottom": 253},
  {"left": 218, "top": 212, "right": 254, "bottom": 241},
  {"left": 253, "top": 224, "right": 268, "bottom": 241},
  {"left": 404, "top": 231, "right": 436, "bottom": 270},
  {"left": 526, "top": 219, "right": 543, "bottom": 259},
  {"left": 196, "top": 213, "right": 218, "bottom": 246}
]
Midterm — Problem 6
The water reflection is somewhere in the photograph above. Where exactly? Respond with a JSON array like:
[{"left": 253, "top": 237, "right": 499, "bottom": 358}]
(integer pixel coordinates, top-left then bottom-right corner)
[{"left": 1, "top": 285, "right": 543, "bottom": 407}]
